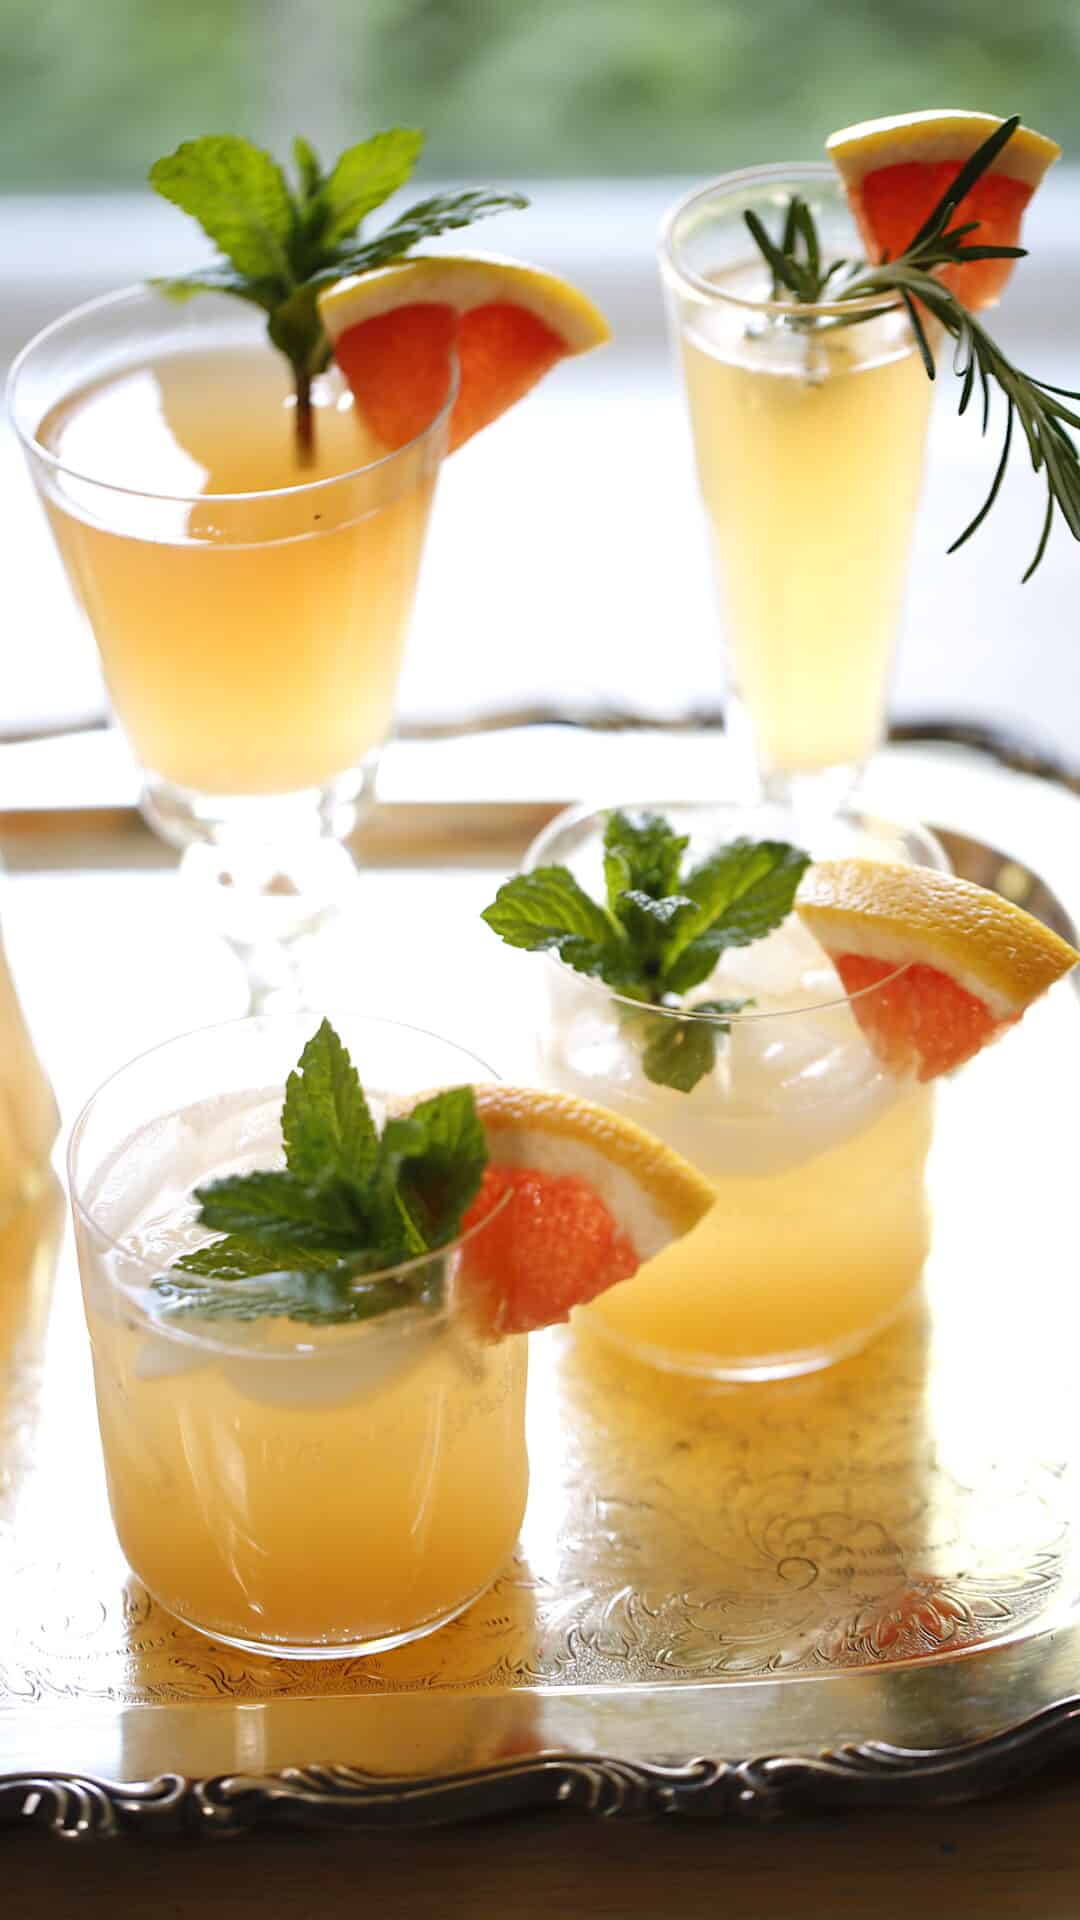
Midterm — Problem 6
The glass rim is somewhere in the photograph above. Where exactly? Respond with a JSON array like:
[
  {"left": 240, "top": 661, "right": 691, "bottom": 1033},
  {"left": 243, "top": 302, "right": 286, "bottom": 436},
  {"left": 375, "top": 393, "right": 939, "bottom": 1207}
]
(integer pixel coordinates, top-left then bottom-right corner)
[
  {"left": 67, "top": 1007, "right": 507, "bottom": 1299},
  {"left": 523, "top": 796, "right": 941, "bottom": 1025},
  {"left": 659, "top": 160, "right": 904, "bottom": 320},
  {"left": 7, "top": 282, "right": 460, "bottom": 507}
]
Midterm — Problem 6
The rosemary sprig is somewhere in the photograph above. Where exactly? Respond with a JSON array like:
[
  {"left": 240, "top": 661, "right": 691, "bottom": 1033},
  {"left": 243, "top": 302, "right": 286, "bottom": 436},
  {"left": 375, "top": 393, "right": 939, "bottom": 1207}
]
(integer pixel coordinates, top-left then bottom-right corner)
[{"left": 743, "top": 115, "right": 1080, "bottom": 578}]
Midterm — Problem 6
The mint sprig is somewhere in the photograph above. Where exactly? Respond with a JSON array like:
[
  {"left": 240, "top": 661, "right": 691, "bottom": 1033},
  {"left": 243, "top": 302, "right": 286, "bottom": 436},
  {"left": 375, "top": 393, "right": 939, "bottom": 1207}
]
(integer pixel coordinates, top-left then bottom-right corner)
[
  {"left": 482, "top": 811, "right": 810, "bottom": 1093},
  {"left": 149, "top": 131, "right": 527, "bottom": 464},
  {"left": 151, "top": 1019, "right": 487, "bottom": 1325}
]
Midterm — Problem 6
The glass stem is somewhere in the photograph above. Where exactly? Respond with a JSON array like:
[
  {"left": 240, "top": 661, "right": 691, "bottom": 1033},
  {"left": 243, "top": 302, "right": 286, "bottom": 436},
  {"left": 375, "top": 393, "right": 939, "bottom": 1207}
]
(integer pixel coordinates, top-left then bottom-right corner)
[
  {"left": 177, "top": 838, "right": 361, "bottom": 1015},
  {"left": 232, "top": 933, "right": 310, "bottom": 1017}
]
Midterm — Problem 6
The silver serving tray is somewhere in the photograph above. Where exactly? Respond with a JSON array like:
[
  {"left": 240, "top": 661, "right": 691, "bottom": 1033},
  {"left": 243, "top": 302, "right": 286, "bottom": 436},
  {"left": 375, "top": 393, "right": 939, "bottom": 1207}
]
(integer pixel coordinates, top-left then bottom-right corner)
[{"left": 2, "top": 724, "right": 1080, "bottom": 1840}]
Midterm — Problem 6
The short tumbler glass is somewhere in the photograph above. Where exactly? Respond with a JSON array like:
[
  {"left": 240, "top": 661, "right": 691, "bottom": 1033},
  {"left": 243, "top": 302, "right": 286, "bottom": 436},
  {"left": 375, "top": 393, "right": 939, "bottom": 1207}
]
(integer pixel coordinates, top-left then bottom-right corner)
[
  {"left": 68, "top": 1013, "right": 528, "bottom": 1660},
  {"left": 526, "top": 801, "right": 948, "bottom": 1381}
]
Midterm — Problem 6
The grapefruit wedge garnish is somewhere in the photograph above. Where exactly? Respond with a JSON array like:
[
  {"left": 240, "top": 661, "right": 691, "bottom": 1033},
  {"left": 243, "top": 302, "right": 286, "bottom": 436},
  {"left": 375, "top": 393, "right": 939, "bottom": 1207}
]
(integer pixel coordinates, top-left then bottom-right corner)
[
  {"left": 318, "top": 254, "right": 609, "bottom": 452},
  {"left": 456, "top": 1085, "right": 714, "bottom": 1339},
  {"left": 796, "top": 859, "right": 1078, "bottom": 1082},
  {"left": 826, "top": 110, "right": 1060, "bottom": 309}
]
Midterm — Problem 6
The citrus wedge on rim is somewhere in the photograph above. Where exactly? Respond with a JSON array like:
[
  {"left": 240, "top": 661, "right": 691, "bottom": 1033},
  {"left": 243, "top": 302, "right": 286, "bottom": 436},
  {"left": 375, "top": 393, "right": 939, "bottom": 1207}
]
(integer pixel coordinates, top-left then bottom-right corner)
[
  {"left": 826, "top": 110, "right": 1060, "bottom": 310},
  {"left": 796, "top": 858, "right": 1078, "bottom": 1081},
  {"left": 318, "top": 254, "right": 610, "bottom": 453},
  {"left": 455, "top": 1084, "right": 714, "bottom": 1339}
]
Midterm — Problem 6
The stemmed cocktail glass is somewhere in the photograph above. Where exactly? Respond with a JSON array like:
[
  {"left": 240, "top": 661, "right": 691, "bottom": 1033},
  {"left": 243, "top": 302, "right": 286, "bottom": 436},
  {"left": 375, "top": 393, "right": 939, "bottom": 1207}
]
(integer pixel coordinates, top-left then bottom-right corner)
[{"left": 8, "top": 288, "right": 453, "bottom": 1010}]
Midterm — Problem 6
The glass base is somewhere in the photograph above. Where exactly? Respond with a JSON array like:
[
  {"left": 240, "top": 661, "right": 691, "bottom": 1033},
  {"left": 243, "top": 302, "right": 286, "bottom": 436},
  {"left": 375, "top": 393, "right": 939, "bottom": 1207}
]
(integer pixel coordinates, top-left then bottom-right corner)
[
  {"left": 156, "top": 1581, "right": 491, "bottom": 1663},
  {"left": 581, "top": 1285, "right": 922, "bottom": 1384},
  {"left": 722, "top": 686, "right": 880, "bottom": 820},
  {"left": 758, "top": 759, "right": 867, "bottom": 824}
]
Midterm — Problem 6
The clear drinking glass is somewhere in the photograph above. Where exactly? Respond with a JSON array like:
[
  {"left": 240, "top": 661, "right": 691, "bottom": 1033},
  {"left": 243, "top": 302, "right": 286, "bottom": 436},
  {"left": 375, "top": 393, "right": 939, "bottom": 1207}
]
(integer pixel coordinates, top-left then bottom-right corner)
[
  {"left": 524, "top": 800, "right": 948, "bottom": 1381},
  {"left": 659, "top": 165, "right": 933, "bottom": 813},
  {"left": 68, "top": 1013, "right": 528, "bottom": 1660},
  {"left": 8, "top": 289, "right": 453, "bottom": 1009}
]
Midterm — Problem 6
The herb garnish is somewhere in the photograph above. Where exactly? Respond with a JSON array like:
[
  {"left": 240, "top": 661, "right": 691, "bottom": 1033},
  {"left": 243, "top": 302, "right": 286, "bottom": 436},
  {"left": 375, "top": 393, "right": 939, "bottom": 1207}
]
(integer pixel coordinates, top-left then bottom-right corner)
[
  {"left": 745, "top": 115, "right": 1080, "bottom": 579},
  {"left": 149, "top": 131, "right": 527, "bottom": 464},
  {"left": 482, "top": 811, "right": 809, "bottom": 1093},
  {"left": 151, "top": 1019, "right": 487, "bottom": 1325}
]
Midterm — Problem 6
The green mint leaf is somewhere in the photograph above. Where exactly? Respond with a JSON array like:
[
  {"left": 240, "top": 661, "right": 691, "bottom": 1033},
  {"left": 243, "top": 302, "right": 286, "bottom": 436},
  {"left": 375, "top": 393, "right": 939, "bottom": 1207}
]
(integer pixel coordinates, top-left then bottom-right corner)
[
  {"left": 320, "top": 129, "right": 424, "bottom": 245},
  {"left": 311, "top": 189, "right": 529, "bottom": 286},
  {"left": 149, "top": 136, "right": 294, "bottom": 286},
  {"left": 369, "top": 1117, "right": 434, "bottom": 1260},
  {"left": 661, "top": 839, "right": 810, "bottom": 991},
  {"left": 282, "top": 1018, "right": 379, "bottom": 1190},
  {"left": 639, "top": 997, "right": 750, "bottom": 1094},
  {"left": 659, "top": 936, "right": 723, "bottom": 995},
  {"left": 292, "top": 135, "right": 323, "bottom": 204},
  {"left": 173, "top": 1234, "right": 356, "bottom": 1279},
  {"left": 602, "top": 809, "right": 688, "bottom": 907},
  {"left": 481, "top": 867, "right": 627, "bottom": 981},
  {"left": 150, "top": 266, "right": 279, "bottom": 311},
  {"left": 389, "top": 1087, "right": 488, "bottom": 1250},
  {"left": 191, "top": 1170, "right": 361, "bottom": 1246},
  {"left": 153, "top": 1261, "right": 414, "bottom": 1326},
  {"left": 614, "top": 890, "right": 698, "bottom": 982},
  {"left": 641, "top": 1015, "right": 720, "bottom": 1094}
]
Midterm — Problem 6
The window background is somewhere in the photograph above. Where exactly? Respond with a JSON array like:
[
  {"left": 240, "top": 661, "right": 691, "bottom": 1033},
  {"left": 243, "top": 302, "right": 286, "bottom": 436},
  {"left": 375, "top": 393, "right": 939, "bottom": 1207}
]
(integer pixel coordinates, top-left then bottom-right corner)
[
  {"left": 3, "top": 0, "right": 1080, "bottom": 187},
  {"left": 2, "top": 1, "right": 1079, "bottom": 771}
]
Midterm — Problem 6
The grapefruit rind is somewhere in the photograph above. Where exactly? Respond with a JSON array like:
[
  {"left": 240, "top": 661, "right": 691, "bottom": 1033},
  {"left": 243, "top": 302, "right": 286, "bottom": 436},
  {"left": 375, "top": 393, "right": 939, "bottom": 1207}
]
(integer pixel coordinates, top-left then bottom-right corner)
[
  {"left": 319, "top": 253, "right": 611, "bottom": 356},
  {"left": 825, "top": 110, "right": 1060, "bottom": 309},
  {"left": 470, "top": 1083, "right": 714, "bottom": 1263},
  {"left": 319, "top": 253, "right": 609, "bottom": 452},
  {"left": 796, "top": 859, "right": 1078, "bottom": 1023},
  {"left": 826, "top": 112, "right": 1061, "bottom": 190}
]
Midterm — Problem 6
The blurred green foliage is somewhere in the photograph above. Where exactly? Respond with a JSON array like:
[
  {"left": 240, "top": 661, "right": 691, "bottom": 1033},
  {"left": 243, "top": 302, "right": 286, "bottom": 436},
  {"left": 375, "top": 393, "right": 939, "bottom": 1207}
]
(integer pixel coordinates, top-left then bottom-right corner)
[{"left": 4, "top": 0, "right": 1078, "bottom": 188}]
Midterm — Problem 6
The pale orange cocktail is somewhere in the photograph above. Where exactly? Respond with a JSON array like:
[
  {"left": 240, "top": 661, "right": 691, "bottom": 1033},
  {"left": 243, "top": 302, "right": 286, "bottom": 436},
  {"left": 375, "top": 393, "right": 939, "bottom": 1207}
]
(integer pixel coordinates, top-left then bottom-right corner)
[{"left": 15, "top": 291, "right": 446, "bottom": 822}]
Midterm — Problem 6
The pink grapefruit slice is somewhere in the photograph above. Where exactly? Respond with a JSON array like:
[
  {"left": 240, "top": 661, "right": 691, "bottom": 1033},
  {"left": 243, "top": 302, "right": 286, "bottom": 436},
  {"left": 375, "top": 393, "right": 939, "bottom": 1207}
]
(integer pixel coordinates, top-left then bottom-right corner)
[
  {"left": 796, "top": 858, "right": 1078, "bottom": 1081},
  {"left": 318, "top": 254, "right": 609, "bottom": 452},
  {"left": 457, "top": 1085, "right": 714, "bottom": 1338},
  {"left": 826, "top": 110, "right": 1060, "bottom": 309}
]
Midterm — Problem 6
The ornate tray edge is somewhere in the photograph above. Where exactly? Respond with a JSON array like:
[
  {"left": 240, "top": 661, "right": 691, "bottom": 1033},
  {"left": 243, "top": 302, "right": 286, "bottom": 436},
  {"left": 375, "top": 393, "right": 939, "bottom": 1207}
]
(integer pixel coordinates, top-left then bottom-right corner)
[{"left": 5, "top": 1698, "right": 1080, "bottom": 1838}]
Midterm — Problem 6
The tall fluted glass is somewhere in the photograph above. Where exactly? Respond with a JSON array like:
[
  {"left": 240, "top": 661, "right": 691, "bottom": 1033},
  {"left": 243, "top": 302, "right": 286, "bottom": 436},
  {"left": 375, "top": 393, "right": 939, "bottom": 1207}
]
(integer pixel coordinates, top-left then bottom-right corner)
[{"left": 660, "top": 164, "right": 932, "bottom": 812}]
